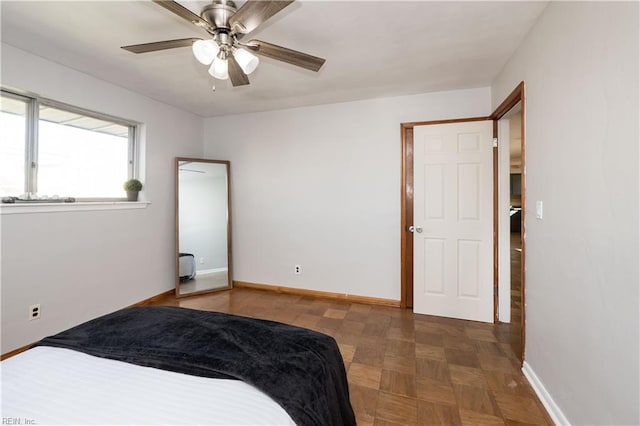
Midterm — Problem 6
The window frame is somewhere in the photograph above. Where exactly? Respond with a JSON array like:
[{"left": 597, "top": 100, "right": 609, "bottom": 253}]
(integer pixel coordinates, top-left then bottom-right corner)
[{"left": 1, "top": 87, "right": 140, "bottom": 201}]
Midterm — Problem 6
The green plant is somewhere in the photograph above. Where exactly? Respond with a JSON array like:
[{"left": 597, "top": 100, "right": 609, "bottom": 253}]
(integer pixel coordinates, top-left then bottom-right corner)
[{"left": 123, "top": 178, "right": 143, "bottom": 192}]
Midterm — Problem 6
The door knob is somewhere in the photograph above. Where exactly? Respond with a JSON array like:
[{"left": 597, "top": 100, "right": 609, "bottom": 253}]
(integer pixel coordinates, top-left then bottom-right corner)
[
  {"left": 408, "top": 225, "right": 423, "bottom": 233},
  {"left": 415, "top": 226, "right": 423, "bottom": 233}
]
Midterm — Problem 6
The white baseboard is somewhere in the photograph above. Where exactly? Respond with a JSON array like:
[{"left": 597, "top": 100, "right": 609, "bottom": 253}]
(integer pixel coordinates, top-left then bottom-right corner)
[
  {"left": 196, "top": 267, "right": 228, "bottom": 275},
  {"left": 522, "top": 361, "right": 570, "bottom": 426}
]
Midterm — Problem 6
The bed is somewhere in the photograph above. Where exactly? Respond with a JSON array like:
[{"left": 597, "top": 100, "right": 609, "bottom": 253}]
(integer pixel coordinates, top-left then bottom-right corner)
[{"left": 1, "top": 306, "right": 356, "bottom": 425}]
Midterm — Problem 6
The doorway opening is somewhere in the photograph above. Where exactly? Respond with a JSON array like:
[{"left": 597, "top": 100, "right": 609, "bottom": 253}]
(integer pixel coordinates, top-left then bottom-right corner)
[
  {"left": 491, "top": 82, "right": 526, "bottom": 363},
  {"left": 400, "top": 82, "right": 526, "bottom": 363},
  {"left": 497, "top": 102, "right": 524, "bottom": 360}
]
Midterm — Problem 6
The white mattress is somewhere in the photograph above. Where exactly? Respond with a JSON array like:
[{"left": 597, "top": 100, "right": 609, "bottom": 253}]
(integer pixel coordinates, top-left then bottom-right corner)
[{"left": 1, "top": 346, "right": 295, "bottom": 425}]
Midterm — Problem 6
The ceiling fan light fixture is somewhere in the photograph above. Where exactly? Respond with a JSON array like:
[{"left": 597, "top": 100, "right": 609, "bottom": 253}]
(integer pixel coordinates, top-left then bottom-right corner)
[
  {"left": 192, "top": 39, "right": 219, "bottom": 65},
  {"left": 124, "top": 0, "right": 326, "bottom": 89},
  {"left": 209, "top": 56, "right": 229, "bottom": 80},
  {"left": 233, "top": 47, "right": 259, "bottom": 75}
]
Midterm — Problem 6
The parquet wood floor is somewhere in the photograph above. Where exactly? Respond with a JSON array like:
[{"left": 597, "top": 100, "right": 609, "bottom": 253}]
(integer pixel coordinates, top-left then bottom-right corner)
[{"left": 151, "top": 288, "right": 552, "bottom": 425}]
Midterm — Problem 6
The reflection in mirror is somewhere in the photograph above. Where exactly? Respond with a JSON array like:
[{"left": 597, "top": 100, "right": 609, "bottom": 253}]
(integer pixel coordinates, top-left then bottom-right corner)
[{"left": 176, "top": 158, "right": 231, "bottom": 297}]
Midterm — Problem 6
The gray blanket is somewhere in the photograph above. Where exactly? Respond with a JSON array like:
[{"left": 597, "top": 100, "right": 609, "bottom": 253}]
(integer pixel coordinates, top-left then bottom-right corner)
[{"left": 35, "top": 306, "right": 355, "bottom": 426}]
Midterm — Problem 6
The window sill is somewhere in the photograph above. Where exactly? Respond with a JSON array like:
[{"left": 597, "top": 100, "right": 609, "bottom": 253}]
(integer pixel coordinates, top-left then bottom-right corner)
[{"left": 0, "top": 201, "right": 151, "bottom": 215}]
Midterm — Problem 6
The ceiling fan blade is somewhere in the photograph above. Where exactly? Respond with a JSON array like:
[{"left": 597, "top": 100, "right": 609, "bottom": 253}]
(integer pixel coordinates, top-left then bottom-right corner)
[
  {"left": 247, "top": 40, "right": 325, "bottom": 72},
  {"left": 228, "top": 55, "right": 250, "bottom": 87},
  {"left": 229, "top": 1, "right": 294, "bottom": 35},
  {"left": 152, "top": 0, "right": 212, "bottom": 30},
  {"left": 121, "top": 38, "right": 201, "bottom": 54}
]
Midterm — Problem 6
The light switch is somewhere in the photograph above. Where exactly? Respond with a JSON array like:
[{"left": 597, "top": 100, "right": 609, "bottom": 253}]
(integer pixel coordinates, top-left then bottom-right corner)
[{"left": 536, "top": 201, "right": 543, "bottom": 219}]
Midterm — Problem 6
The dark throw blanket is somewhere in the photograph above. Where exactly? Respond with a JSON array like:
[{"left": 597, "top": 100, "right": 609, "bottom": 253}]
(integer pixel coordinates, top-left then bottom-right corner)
[{"left": 34, "top": 306, "right": 355, "bottom": 426}]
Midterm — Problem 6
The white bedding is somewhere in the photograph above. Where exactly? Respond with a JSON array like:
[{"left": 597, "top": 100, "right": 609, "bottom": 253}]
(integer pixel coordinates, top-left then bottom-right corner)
[{"left": 1, "top": 346, "right": 295, "bottom": 425}]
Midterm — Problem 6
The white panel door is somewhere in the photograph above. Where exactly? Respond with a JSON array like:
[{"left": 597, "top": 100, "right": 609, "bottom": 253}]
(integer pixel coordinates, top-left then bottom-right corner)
[{"left": 413, "top": 120, "right": 493, "bottom": 323}]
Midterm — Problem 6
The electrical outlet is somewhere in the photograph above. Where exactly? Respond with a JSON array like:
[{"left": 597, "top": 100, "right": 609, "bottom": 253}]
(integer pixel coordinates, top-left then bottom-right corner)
[
  {"left": 29, "top": 304, "right": 41, "bottom": 321},
  {"left": 294, "top": 265, "right": 302, "bottom": 275},
  {"left": 199, "top": 257, "right": 205, "bottom": 265}
]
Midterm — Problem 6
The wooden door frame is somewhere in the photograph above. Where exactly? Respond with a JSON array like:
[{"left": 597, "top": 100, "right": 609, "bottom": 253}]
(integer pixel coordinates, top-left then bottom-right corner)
[
  {"left": 490, "top": 82, "right": 526, "bottom": 362},
  {"left": 400, "top": 81, "right": 526, "bottom": 359}
]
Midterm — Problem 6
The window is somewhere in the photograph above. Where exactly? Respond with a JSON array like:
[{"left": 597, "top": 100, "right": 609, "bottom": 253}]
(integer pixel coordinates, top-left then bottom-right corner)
[
  {"left": 1, "top": 89, "right": 138, "bottom": 200},
  {"left": 0, "top": 93, "right": 27, "bottom": 196}
]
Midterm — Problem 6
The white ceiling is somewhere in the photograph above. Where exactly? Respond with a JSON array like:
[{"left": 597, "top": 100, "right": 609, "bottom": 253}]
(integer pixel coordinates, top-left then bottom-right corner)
[{"left": 1, "top": 1, "right": 547, "bottom": 117}]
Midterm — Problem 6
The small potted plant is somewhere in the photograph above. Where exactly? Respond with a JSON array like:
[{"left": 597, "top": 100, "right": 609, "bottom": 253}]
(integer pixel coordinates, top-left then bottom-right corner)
[{"left": 123, "top": 178, "right": 143, "bottom": 201}]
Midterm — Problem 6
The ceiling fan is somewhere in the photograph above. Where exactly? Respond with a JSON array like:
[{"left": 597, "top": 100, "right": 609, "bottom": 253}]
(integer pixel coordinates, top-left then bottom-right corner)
[{"left": 121, "top": 0, "right": 326, "bottom": 88}]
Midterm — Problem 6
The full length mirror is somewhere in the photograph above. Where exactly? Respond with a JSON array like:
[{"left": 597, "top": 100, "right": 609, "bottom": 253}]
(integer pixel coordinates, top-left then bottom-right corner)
[{"left": 175, "top": 158, "right": 232, "bottom": 297}]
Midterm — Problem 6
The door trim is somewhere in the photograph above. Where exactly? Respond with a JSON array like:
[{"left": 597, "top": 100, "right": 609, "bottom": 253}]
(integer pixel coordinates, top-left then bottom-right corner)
[{"left": 399, "top": 81, "right": 526, "bottom": 362}]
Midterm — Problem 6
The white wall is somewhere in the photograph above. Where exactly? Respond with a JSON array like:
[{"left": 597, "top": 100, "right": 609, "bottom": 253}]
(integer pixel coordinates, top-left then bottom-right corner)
[
  {"left": 0, "top": 44, "right": 204, "bottom": 353},
  {"left": 204, "top": 88, "right": 491, "bottom": 300},
  {"left": 491, "top": 2, "right": 639, "bottom": 425}
]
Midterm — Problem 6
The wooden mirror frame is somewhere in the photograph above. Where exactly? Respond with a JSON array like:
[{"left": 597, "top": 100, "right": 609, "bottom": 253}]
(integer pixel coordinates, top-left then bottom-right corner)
[{"left": 175, "top": 157, "right": 233, "bottom": 298}]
